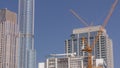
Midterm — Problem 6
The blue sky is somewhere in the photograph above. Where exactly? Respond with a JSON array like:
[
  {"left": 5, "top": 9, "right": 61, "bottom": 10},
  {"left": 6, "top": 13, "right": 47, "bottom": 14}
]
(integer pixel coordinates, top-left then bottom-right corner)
[{"left": 0, "top": 0, "right": 120, "bottom": 68}]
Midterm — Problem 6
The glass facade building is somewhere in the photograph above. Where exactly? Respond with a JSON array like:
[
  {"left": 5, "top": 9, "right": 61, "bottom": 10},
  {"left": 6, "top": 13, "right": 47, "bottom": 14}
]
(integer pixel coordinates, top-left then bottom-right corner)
[
  {"left": 18, "top": 0, "right": 36, "bottom": 68},
  {"left": 65, "top": 26, "right": 114, "bottom": 68}
]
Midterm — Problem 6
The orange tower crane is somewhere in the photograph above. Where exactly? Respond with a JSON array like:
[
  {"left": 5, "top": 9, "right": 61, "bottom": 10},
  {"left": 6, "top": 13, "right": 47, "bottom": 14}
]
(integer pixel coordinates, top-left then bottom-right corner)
[
  {"left": 70, "top": 0, "right": 118, "bottom": 68},
  {"left": 82, "top": 0, "right": 118, "bottom": 68}
]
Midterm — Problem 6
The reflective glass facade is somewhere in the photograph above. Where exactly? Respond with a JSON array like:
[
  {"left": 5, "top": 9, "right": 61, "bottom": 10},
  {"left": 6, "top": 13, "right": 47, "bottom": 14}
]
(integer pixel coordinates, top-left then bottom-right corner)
[{"left": 18, "top": 0, "right": 36, "bottom": 68}]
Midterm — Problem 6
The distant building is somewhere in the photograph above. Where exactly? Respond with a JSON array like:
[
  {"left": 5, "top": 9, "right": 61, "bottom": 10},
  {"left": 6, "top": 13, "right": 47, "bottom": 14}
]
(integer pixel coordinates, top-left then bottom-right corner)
[
  {"left": 46, "top": 56, "right": 83, "bottom": 68},
  {"left": 45, "top": 53, "right": 107, "bottom": 68},
  {"left": 0, "top": 8, "right": 18, "bottom": 68},
  {"left": 65, "top": 26, "right": 114, "bottom": 68},
  {"left": 38, "top": 62, "right": 45, "bottom": 68}
]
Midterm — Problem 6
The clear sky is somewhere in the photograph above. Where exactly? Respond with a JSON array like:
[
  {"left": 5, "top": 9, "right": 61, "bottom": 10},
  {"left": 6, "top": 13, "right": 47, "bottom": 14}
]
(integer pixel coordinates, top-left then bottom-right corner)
[{"left": 0, "top": 0, "right": 120, "bottom": 68}]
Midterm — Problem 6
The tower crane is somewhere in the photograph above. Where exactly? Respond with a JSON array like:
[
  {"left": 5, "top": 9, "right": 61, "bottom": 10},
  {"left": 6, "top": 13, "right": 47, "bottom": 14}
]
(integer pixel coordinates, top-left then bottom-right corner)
[
  {"left": 70, "top": 0, "right": 118, "bottom": 68},
  {"left": 81, "top": 0, "right": 118, "bottom": 68}
]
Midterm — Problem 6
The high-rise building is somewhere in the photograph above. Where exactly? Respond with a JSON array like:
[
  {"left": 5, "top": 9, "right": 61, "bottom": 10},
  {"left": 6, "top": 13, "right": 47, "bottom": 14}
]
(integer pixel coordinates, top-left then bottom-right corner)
[
  {"left": 18, "top": 0, "right": 36, "bottom": 68},
  {"left": 65, "top": 25, "right": 114, "bottom": 68},
  {"left": 0, "top": 8, "right": 18, "bottom": 68}
]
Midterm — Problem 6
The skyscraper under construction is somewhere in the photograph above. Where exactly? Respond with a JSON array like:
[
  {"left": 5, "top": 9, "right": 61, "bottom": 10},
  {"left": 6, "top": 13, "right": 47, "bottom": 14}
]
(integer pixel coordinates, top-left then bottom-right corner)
[
  {"left": 18, "top": 0, "right": 36, "bottom": 68},
  {"left": 65, "top": 26, "right": 114, "bottom": 68}
]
